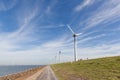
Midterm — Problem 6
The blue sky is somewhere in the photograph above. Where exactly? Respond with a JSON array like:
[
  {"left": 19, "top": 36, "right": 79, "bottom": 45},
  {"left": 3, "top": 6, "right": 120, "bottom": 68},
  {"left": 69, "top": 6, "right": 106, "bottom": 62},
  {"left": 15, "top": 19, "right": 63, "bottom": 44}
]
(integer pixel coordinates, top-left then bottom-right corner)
[{"left": 0, "top": 0, "right": 120, "bottom": 65}]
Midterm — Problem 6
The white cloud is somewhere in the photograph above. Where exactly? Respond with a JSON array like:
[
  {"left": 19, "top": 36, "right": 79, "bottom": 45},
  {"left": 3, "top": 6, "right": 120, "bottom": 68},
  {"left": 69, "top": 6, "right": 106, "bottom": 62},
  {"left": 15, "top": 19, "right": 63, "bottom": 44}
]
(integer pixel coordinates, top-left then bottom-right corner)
[
  {"left": 0, "top": 4, "right": 40, "bottom": 52},
  {"left": 83, "top": 0, "right": 120, "bottom": 30},
  {"left": 75, "top": 0, "right": 95, "bottom": 12},
  {"left": 0, "top": 35, "right": 67, "bottom": 65},
  {"left": 77, "top": 43, "right": 120, "bottom": 59},
  {"left": 42, "top": 41, "right": 63, "bottom": 48},
  {"left": 38, "top": 24, "right": 65, "bottom": 29},
  {"left": 0, "top": 0, "right": 17, "bottom": 11},
  {"left": 78, "top": 34, "right": 106, "bottom": 44}
]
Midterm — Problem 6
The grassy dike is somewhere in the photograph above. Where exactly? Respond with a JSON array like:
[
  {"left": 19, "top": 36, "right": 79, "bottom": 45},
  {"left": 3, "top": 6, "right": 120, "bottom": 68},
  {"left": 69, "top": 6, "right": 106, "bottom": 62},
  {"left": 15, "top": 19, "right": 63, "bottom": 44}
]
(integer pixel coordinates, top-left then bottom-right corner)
[{"left": 51, "top": 56, "right": 120, "bottom": 80}]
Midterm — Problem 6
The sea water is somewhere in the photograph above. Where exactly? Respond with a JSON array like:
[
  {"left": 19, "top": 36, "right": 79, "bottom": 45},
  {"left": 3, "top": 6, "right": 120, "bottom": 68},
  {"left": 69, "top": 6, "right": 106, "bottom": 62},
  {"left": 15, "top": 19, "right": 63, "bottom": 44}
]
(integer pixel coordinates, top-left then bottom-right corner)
[{"left": 0, "top": 65, "right": 41, "bottom": 76}]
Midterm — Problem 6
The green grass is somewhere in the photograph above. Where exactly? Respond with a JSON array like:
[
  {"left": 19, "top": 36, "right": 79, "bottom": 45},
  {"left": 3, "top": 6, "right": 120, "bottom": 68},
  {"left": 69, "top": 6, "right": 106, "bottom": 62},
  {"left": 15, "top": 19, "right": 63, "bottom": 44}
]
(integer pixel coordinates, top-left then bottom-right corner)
[{"left": 51, "top": 56, "right": 120, "bottom": 80}]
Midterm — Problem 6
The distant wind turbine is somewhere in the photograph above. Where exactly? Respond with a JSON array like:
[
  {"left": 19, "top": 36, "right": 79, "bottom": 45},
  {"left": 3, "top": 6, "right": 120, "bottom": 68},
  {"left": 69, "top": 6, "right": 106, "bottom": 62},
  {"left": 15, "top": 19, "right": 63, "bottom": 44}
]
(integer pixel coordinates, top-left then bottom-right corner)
[
  {"left": 55, "top": 55, "right": 57, "bottom": 63},
  {"left": 67, "top": 25, "right": 82, "bottom": 62},
  {"left": 59, "top": 51, "right": 61, "bottom": 63}
]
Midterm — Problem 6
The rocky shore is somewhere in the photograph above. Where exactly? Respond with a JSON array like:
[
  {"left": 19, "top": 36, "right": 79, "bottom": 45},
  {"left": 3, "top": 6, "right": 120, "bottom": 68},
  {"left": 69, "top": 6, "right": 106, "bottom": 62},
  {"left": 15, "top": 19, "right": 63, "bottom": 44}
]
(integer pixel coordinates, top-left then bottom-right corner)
[{"left": 0, "top": 66, "right": 45, "bottom": 80}]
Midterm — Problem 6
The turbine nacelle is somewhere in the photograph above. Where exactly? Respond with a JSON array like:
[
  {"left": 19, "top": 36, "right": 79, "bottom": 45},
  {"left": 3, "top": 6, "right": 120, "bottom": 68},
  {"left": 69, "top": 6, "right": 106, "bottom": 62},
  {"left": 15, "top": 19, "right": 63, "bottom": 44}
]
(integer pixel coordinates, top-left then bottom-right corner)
[
  {"left": 73, "top": 33, "right": 82, "bottom": 37},
  {"left": 73, "top": 34, "right": 77, "bottom": 37}
]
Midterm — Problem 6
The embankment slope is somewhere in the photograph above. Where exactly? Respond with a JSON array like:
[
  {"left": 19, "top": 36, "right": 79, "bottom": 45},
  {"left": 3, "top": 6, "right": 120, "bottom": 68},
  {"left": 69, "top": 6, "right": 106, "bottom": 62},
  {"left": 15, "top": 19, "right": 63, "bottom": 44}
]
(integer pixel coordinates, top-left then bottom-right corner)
[
  {"left": 51, "top": 56, "right": 120, "bottom": 80},
  {"left": 0, "top": 66, "right": 45, "bottom": 80}
]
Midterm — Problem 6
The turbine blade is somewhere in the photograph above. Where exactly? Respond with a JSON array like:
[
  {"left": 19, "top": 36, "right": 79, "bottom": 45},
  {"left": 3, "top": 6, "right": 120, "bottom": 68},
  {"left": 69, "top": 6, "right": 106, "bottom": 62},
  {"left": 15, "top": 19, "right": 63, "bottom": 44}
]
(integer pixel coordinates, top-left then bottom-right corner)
[
  {"left": 67, "top": 25, "right": 75, "bottom": 34},
  {"left": 76, "top": 33, "right": 82, "bottom": 36}
]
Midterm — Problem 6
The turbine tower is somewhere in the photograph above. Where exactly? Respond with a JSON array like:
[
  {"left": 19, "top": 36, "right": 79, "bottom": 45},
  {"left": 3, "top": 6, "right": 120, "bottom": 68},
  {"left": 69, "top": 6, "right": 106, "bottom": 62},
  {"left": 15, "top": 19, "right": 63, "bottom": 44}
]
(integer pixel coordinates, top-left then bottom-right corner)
[
  {"left": 55, "top": 55, "right": 57, "bottom": 63},
  {"left": 67, "top": 25, "right": 82, "bottom": 62},
  {"left": 59, "top": 51, "right": 61, "bottom": 63}
]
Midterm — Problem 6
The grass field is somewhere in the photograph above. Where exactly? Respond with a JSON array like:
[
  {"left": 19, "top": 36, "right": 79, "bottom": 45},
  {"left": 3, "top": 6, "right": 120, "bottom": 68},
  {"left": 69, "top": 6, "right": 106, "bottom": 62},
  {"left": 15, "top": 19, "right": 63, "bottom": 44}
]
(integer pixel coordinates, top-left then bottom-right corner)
[{"left": 51, "top": 56, "right": 120, "bottom": 80}]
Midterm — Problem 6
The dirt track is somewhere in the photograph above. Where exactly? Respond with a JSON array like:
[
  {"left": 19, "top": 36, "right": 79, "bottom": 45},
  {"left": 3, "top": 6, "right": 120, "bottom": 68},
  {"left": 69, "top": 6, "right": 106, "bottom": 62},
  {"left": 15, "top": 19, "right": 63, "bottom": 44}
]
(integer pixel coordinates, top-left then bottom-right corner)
[
  {"left": 37, "top": 66, "right": 57, "bottom": 80},
  {"left": 0, "top": 66, "right": 57, "bottom": 80}
]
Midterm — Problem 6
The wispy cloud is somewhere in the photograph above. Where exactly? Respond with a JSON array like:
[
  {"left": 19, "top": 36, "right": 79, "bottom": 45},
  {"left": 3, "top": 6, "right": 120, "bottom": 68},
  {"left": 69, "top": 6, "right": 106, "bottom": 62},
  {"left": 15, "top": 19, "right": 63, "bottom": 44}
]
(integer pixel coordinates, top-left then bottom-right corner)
[
  {"left": 74, "top": 0, "right": 95, "bottom": 12},
  {"left": 44, "top": 0, "right": 58, "bottom": 15},
  {"left": 78, "top": 34, "right": 106, "bottom": 44},
  {"left": 0, "top": 0, "right": 17, "bottom": 11},
  {"left": 83, "top": 0, "right": 120, "bottom": 30},
  {"left": 0, "top": 0, "right": 63, "bottom": 53},
  {"left": 0, "top": 1, "right": 40, "bottom": 52},
  {"left": 0, "top": 37, "right": 67, "bottom": 65},
  {"left": 77, "top": 43, "right": 120, "bottom": 59}
]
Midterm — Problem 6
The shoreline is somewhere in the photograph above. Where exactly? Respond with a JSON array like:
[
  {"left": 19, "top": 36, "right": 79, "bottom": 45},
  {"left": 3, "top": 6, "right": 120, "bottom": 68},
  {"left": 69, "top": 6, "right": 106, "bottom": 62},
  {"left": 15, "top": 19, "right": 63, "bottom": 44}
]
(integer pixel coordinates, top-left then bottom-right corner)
[{"left": 0, "top": 66, "right": 45, "bottom": 80}]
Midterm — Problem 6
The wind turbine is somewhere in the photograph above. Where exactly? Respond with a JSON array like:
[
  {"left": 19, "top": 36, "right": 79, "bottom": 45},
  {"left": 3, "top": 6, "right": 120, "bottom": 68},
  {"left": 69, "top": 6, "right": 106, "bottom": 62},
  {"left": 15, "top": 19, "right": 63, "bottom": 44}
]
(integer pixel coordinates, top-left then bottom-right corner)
[
  {"left": 67, "top": 25, "right": 82, "bottom": 62},
  {"left": 55, "top": 55, "right": 57, "bottom": 63},
  {"left": 59, "top": 51, "right": 61, "bottom": 63}
]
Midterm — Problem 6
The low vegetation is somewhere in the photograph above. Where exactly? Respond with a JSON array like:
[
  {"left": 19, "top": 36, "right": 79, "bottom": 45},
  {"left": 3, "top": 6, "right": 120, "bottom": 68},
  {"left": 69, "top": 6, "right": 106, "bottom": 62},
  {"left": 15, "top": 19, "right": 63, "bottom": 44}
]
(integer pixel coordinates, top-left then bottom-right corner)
[{"left": 51, "top": 56, "right": 120, "bottom": 80}]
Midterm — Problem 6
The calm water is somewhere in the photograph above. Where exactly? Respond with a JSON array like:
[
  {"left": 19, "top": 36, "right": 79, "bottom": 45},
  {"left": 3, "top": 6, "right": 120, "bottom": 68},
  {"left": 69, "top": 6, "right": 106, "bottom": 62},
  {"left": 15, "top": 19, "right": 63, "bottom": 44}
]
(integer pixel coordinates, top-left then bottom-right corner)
[{"left": 0, "top": 65, "right": 42, "bottom": 76}]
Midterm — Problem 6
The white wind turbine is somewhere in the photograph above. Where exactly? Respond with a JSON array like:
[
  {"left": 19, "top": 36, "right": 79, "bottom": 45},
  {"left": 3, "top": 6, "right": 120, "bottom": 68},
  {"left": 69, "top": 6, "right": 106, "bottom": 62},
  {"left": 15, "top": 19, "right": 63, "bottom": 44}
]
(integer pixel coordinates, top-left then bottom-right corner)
[{"left": 67, "top": 25, "right": 82, "bottom": 62}]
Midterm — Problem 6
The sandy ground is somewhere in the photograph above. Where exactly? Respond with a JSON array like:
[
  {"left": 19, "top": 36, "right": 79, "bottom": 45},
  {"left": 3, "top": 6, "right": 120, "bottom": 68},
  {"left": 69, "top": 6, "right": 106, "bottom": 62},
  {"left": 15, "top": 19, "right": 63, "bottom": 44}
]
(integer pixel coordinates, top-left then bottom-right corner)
[
  {"left": 25, "top": 66, "right": 46, "bottom": 80},
  {"left": 0, "top": 66, "right": 45, "bottom": 80}
]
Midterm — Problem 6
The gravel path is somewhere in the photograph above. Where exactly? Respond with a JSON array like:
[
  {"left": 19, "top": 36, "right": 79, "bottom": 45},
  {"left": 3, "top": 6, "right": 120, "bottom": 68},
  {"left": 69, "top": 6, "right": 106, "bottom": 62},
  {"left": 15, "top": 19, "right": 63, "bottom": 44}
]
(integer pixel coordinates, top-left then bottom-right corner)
[
  {"left": 25, "top": 67, "right": 45, "bottom": 80},
  {"left": 37, "top": 66, "right": 58, "bottom": 80}
]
